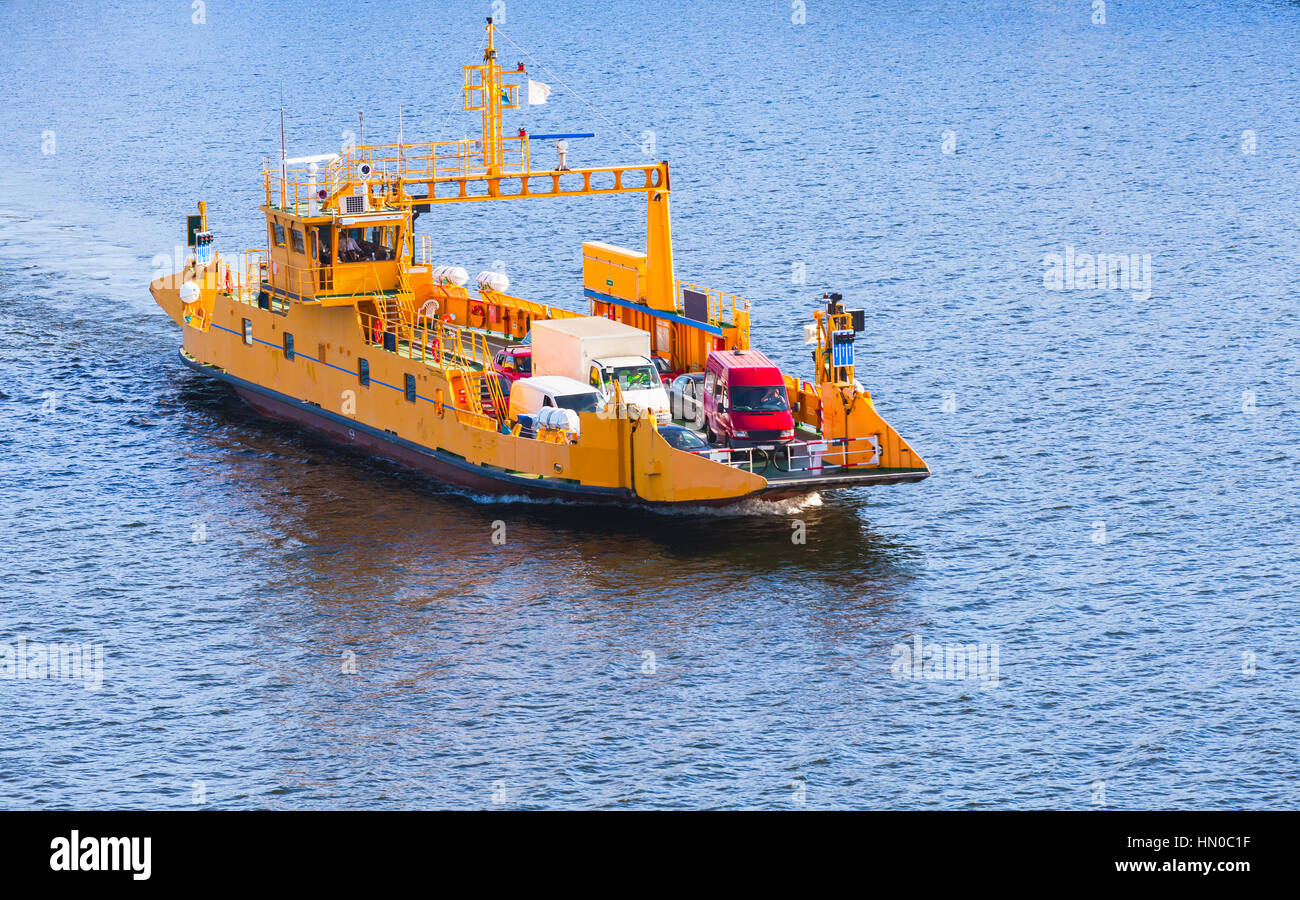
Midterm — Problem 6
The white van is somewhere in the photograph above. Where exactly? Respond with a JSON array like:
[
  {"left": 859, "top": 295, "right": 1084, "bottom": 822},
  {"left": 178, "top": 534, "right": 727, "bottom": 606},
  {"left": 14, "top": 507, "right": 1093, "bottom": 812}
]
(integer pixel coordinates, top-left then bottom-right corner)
[{"left": 508, "top": 375, "right": 604, "bottom": 436}]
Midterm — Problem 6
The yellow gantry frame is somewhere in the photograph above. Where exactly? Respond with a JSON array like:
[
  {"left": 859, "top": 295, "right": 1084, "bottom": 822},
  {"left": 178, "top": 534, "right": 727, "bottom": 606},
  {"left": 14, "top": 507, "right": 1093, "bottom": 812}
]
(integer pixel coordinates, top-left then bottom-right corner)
[{"left": 313, "top": 16, "right": 680, "bottom": 312}]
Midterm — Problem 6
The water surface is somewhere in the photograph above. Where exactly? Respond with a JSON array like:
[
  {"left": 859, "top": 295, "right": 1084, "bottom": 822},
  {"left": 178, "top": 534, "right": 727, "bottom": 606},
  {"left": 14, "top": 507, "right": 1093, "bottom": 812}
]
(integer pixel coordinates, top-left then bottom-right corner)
[{"left": 0, "top": 0, "right": 1296, "bottom": 808}]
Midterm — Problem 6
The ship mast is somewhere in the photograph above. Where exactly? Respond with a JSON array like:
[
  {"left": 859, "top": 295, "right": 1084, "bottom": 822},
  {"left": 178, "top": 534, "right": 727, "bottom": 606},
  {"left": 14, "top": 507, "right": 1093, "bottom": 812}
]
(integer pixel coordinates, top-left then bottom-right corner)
[{"left": 482, "top": 17, "right": 504, "bottom": 177}]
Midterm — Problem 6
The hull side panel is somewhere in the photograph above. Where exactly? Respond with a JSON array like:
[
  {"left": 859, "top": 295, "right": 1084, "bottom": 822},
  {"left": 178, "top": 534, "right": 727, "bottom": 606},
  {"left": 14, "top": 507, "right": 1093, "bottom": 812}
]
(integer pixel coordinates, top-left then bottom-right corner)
[{"left": 182, "top": 352, "right": 636, "bottom": 504}]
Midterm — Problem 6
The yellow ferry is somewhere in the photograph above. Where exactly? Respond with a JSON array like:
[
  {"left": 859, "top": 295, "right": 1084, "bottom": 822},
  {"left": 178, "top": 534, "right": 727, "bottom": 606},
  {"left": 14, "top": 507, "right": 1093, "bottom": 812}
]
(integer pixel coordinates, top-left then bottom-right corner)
[{"left": 149, "top": 18, "right": 929, "bottom": 507}]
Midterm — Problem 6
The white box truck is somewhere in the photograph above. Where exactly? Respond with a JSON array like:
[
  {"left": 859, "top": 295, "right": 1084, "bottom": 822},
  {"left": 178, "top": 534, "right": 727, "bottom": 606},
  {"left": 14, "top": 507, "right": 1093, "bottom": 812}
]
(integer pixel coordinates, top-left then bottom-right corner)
[{"left": 530, "top": 317, "right": 672, "bottom": 424}]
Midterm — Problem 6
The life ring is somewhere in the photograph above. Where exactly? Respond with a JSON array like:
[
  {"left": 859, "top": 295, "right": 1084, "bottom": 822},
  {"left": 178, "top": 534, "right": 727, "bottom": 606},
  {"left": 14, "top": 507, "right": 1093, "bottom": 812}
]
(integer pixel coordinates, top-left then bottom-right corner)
[
  {"left": 469, "top": 302, "right": 486, "bottom": 323},
  {"left": 371, "top": 317, "right": 384, "bottom": 344},
  {"left": 224, "top": 269, "right": 233, "bottom": 294}
]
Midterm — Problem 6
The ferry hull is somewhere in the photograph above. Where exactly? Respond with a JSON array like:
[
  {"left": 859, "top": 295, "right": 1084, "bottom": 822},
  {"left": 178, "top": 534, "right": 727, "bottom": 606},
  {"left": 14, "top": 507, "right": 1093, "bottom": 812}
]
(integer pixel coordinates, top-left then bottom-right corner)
[
  {"left": 184, "top": 353, "right": 632, "bottom": 505},
  {"left": 182, "top": 352, "right": 925, "bottom": 507}
]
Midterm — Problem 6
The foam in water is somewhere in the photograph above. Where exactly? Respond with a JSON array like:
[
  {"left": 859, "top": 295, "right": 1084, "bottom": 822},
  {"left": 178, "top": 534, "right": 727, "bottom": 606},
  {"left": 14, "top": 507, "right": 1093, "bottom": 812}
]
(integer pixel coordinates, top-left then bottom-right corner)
[{"left": 450, "top": 484, "right": 824, "bottom": 516}]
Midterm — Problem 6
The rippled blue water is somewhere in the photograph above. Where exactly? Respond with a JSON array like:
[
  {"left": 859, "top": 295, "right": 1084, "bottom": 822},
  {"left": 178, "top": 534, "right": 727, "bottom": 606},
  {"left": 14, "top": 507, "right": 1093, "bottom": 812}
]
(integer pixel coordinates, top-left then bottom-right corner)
[{"left": 1, "top": 0, "right": 1297, "bottom": 809}]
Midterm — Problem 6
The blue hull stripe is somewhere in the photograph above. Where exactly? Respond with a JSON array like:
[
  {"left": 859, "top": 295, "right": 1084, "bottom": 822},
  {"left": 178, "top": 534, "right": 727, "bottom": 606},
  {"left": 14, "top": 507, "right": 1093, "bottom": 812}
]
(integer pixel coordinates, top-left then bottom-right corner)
[{"left": 583, "top": 289, "right": 726, "bottom": 336}]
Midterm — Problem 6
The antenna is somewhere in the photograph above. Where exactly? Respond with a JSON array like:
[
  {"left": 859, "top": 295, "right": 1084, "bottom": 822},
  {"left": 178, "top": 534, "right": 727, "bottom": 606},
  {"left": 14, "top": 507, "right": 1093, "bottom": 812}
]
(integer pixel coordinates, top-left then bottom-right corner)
[{"left": 279, "top": 106, "right": 287, "bottom": 207}]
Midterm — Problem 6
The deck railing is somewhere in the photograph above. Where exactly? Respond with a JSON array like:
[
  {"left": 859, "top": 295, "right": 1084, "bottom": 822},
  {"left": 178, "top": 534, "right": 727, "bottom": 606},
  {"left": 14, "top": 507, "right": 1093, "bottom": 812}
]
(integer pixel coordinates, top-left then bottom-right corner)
[
  {"left": 357, "top": 310, "right": 495, "bottom": 372},
  {"left": 696, "top": 435, "right": 883, "bottom": 475},
  {"left": 264, "top": 138, "right": 532, "bottom": 213},
  {"left": 351, "top": 138, "right": 531, "bottom": 181},
  {"left": 677, "top": 281, "right": 750, "bottom": 329},
  {"left": 212, "top": 250, "right": 267, "bottom": 306},
  {"left": 234, "top": 251, "right": 266, "bottom": 303},
  {"left": 354, "top": 309, "right": 508, "bottom": 429},
  {"left": 280, "top": 262, "right": 399, "bottom": 302}
]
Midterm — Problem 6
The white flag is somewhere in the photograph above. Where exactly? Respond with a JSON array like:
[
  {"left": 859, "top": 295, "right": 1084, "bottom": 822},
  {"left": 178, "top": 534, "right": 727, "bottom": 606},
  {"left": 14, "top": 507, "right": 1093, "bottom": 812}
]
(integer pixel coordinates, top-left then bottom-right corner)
[{"left": 527, "top": 79, "right": 552, "bottom": 105}]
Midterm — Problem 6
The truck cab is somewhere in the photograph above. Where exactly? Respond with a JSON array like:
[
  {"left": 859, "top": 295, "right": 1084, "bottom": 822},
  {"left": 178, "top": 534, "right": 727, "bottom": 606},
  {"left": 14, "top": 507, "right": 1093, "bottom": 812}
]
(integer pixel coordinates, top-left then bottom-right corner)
[
  {"left": 530, "top": 316, "right": 672, "bottom": 425},
  {"left": 703, "top": 349, "right": 795, "bottom": 447},
  {"left": 586, "top": 355, "right": 671, "bottom": 425}
]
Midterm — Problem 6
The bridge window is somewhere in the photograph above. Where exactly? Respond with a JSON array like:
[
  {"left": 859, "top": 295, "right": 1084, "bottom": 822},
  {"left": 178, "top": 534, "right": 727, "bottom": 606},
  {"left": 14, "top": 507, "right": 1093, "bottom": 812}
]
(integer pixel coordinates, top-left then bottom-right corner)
[
  {"left": 315, "top": 225, "right": 332, "bottom": 263},
  {"left": 338, "top": 224, "right": 398, "bottom": 263},
  {"left": 270, "top": 221, "right": 286, "bottom": 247},
  {"left": 290, "top": 228, "right": 305, "bottom": 254},
  {"left": 338, "top": 227, "right": 364, "bottom": 262},
  {"left": 369, "top": 226, "right": 397, "bottom": 260}
]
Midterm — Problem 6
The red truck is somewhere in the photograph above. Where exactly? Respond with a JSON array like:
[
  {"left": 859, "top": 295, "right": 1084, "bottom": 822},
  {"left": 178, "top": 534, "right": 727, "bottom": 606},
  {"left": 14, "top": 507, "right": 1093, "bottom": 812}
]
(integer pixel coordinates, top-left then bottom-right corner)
[{"left": 702, "top": 349, "right": 795, "bottom": 447}]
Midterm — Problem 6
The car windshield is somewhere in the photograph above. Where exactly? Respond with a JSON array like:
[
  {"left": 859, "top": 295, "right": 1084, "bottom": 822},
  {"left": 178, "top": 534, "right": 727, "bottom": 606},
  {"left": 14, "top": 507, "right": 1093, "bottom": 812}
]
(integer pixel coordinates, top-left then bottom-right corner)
[
  {"left": 662, "top": 427, "right": 708, "bottom": 451},
  {"left": 730, "top": 385, "right": 790, "bottom": 412},
  {"left": 554, "top": 392, "right": 603, "bottom": 413},
  {"left": 610, "top": 364, "right": 658, "bottom": 392},
  {"left": 514, "top": 354, "right": 532, "bottom": 375}
]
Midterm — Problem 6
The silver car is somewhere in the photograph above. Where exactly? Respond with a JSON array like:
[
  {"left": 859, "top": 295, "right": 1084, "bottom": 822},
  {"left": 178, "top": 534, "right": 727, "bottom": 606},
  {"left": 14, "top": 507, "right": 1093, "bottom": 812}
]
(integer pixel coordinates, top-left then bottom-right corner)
[{"left": 667, "top": 372, "right": 706, "bottom": 427}]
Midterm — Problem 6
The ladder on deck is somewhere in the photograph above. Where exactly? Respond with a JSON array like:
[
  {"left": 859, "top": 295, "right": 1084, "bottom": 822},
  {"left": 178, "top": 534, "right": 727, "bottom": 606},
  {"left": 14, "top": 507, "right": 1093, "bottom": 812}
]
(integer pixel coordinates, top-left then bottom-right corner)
[
  {"left": 461, "top": 370, "right": 508, "bottom": 424},
  {"left": 378, "top": 292, "right": 406, "bottom": 328},
  {"left": 482, "top": 371, "right": 507, "bottom": 421},
  {"left": 376, "top": 262, "right": 417, "bottom": 330}
]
